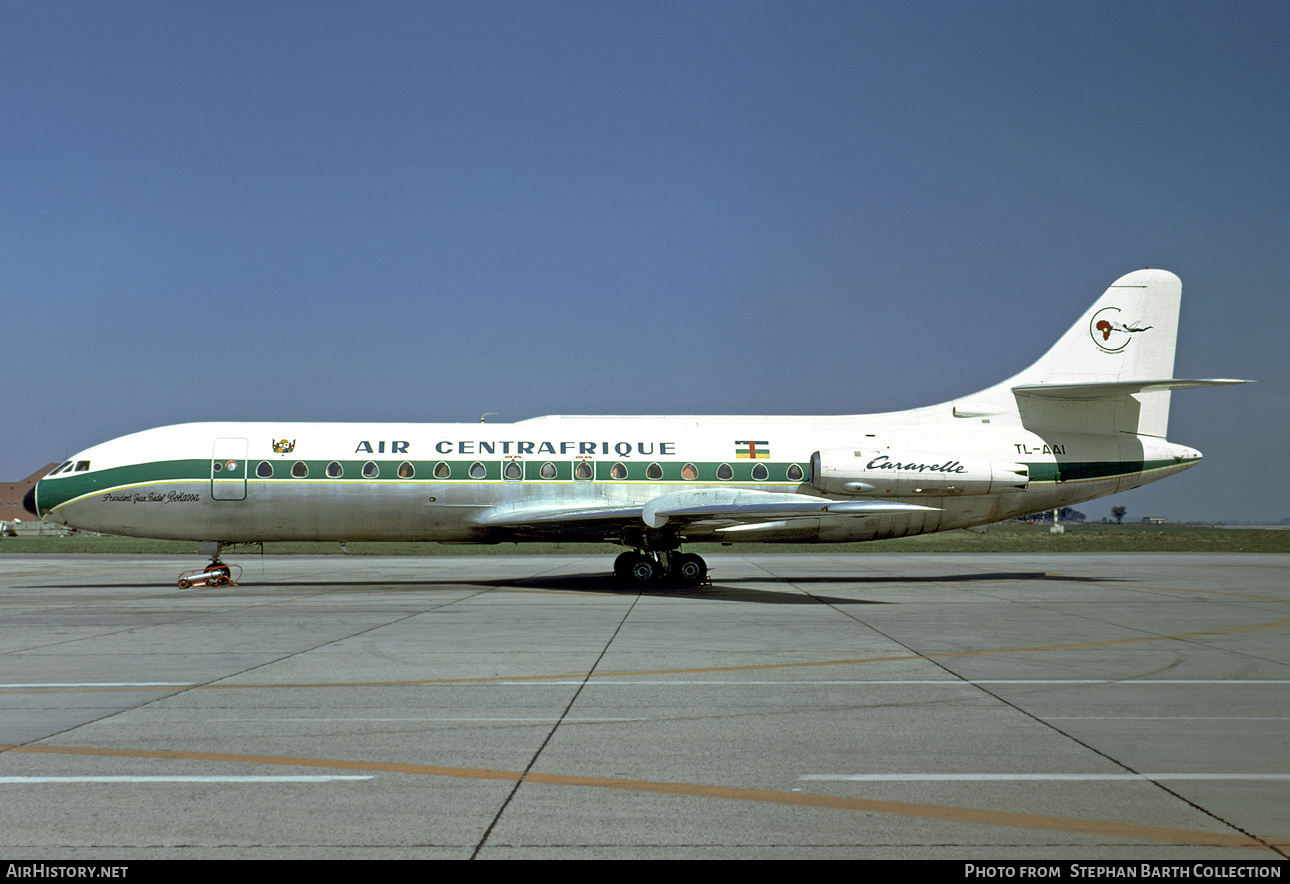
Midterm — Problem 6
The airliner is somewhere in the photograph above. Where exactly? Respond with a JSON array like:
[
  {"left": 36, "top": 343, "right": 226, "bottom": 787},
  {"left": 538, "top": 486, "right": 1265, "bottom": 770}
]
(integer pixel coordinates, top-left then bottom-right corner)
[{"left": 25, "top": 269, "right": 1247, "bottom": 587}]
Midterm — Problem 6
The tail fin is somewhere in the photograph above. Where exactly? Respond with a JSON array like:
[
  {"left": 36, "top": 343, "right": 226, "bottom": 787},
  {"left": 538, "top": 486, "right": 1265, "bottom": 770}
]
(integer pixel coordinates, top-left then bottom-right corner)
[
  {"left": 1014, "top": 268, "right": 1181, "bottom": 436},
  {"left": 953, "top": 269, "right": 1233, "bottom": 437},
  {"left": 1008, "top": 268, "right": 1181, "bottom": 389}
]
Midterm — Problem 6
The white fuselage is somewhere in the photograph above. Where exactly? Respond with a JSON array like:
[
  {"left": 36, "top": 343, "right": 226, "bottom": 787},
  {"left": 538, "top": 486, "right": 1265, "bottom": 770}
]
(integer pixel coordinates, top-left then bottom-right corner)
[{"left": 32, "top": 411, "right": 1199, "bottom": 545}]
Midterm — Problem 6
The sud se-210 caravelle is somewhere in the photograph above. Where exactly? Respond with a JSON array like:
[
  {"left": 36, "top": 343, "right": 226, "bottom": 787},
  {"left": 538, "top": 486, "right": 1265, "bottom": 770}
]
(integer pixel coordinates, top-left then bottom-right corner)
[{"left": 26, "top": 269, "right": 1247, "bottom": 587}]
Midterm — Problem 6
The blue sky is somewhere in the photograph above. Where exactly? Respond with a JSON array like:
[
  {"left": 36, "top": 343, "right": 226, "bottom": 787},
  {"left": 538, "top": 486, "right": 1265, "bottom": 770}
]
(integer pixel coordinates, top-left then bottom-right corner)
[{"left": 4, "top": 1, "right": 1285, "bottom": 522}]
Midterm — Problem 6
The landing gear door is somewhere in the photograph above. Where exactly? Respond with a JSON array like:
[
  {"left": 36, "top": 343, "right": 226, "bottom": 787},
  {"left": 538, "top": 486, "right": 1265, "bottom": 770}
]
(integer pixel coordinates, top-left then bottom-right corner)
[{"left": 211, "top": 438, "right": 248, "bottom": 501}]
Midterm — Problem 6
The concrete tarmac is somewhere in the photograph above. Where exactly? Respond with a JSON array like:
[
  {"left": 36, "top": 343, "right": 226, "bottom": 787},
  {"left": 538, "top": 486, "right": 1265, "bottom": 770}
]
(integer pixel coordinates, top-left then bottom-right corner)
[{"left": 0, "top": 552, "right": 1287, "bottom": 859}]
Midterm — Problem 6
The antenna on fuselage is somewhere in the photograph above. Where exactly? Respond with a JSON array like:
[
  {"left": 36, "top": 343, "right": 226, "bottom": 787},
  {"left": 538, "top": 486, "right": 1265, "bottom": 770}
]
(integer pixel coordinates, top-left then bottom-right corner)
[{"left": 479, "top": 413, "right": 498, "bottom": 423}]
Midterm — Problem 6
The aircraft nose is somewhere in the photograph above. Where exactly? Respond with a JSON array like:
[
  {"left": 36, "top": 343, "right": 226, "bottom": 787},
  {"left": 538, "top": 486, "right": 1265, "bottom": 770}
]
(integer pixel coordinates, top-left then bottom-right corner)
[{"left": 23, "top": 484, "right": 38, "bottom": 516}]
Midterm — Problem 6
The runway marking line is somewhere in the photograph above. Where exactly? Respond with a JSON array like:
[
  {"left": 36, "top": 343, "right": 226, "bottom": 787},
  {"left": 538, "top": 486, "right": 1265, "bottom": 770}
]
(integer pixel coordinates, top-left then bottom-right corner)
[
  {"left": 0, "top": 743, "right": 1280, "bottom": 850},
  {"left": 0, "top": 775, "right": 371, "bottom": 783},
  {"left": 802, "top": 773, "right": 1290, "bottom": 782}
]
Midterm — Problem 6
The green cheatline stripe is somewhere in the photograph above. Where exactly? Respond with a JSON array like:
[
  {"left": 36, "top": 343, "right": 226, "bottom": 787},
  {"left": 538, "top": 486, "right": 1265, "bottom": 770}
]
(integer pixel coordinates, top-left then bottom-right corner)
[
  {"left": 36, "top": 457, "right": 1184, "bottom": 513},
  {"left": 37, "top": 459, "right": 807, "bottom": 511},
  {"left": 1025, "top": 460, "right": 1176, "bottom": 482},
  {"left": 38, "top": 459, "right": 209, "bottom": 513}
]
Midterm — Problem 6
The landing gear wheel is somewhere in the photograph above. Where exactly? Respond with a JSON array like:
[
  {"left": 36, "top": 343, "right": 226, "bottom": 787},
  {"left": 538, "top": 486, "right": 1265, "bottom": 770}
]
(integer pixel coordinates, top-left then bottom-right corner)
[
  {"left": 176, "top": 558, "right": 239, "bottom": 589},
  {"left": 615, "top": 551, "right": 657, "bottom": 586},
  {"left": 673, "top": 553, "right": 707, "bottom": 586},
  {"left": 613, "top": 551, "right": 637, "bottom": 582}
]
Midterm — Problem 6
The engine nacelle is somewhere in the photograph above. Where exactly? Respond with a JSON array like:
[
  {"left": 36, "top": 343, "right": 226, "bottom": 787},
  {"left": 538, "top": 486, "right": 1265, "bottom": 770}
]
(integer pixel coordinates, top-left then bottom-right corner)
[{"left": 810, "top": 448, "right": 1029, "bottom": 496}]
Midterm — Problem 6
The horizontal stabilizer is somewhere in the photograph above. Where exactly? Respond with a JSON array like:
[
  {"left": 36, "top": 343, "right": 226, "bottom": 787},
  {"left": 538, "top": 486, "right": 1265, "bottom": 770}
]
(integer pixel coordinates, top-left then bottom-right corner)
[{"left": 1013, "top": 378, "right": 1252, "bottom": 400}]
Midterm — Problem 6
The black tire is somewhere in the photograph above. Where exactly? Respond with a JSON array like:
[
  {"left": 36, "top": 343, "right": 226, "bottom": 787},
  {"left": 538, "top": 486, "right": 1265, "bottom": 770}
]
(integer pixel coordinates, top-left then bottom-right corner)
[
  {"left": 674, "top": 553, "right": 707, "bottom": 586},
  {"left": 616, "top": 552, "right": 657, "bottom": 586}
]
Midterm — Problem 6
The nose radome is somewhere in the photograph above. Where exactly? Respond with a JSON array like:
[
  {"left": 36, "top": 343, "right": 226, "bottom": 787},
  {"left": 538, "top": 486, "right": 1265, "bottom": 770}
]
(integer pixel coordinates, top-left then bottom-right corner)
[{"left": 23, "top": 484, "right": 38, "bottom": 516}]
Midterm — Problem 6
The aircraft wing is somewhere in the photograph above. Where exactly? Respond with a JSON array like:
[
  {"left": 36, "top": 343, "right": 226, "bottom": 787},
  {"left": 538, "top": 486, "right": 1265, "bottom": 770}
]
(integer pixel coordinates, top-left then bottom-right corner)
[
  {"left": 640, "top": 489, "right": 937, "bottom": 528},
  {"left": 476, "top": 502, "right": 646, "bottom": 527},
  {"left": 476, "top": 489, "right": 938, "bottom": 533}
]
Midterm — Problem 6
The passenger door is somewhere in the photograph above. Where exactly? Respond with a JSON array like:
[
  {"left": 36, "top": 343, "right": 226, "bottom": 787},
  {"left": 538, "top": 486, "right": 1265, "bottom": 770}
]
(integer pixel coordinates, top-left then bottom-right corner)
[{"left": 211, "top": 438, "right": 248, "bottom": 501}]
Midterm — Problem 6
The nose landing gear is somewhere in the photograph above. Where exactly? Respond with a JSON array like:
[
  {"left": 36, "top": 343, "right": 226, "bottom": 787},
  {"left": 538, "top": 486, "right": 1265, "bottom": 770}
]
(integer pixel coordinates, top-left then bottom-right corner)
[
  {"left": 177, "top": 561, "right": 238, "bottom": 589},
  {"left": 177, "top": 541, "right": 242, "bottom": 589}
]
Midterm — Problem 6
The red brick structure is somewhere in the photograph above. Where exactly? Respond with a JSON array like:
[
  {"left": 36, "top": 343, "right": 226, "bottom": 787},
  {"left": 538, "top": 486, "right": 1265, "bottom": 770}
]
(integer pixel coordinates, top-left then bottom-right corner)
[{"left": 1, "top": 464, "right": 58, "bottom": 520}]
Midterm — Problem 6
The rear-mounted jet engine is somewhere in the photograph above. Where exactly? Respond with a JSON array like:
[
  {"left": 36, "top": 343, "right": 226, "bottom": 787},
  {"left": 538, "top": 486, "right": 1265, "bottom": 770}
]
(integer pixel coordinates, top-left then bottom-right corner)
[{"left": 810, "top": 448, "right": 1029, "bottom": 496}]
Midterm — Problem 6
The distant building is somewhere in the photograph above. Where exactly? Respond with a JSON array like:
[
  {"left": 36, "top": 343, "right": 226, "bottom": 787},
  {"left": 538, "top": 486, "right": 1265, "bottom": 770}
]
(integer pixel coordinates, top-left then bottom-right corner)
[
  {"left": 0, "top": 464, "right": 57, "bottom": 516},
  {"left": 1142, "top": 516, "right": 1169, "bottom": 525},
  {"left": 1, "top": 464, "right": 70, "bottom": 534}
]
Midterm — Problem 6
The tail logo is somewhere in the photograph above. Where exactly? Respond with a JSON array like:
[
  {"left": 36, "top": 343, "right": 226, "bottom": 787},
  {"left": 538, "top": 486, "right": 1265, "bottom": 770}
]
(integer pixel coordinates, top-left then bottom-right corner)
[{"left": 1089, "top": 307, "right": 1152, "bottom": 353}]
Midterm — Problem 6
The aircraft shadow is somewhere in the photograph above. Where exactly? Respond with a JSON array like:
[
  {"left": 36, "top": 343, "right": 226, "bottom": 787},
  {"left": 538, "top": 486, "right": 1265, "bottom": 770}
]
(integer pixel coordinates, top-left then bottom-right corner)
[
  {"left": 16, "top": 578, "right": 869, "bottom": 604},
  {"left": 20, "top": 570, "right": 1124, "bottom": 603},
  {"left": 473, "top": 575, "right": 889, "bottom": 604},
  {"left": 469, "top": 569, "right": 1124, "bottom": 598},
  {"left": 717, "top": 571, "right": 1126, "bottom": 585}
]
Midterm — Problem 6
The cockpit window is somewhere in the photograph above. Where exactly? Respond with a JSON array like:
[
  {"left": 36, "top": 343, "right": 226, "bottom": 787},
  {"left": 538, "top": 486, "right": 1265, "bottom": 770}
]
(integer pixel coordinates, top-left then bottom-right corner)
[
  {"left": 50, "top": 461, "right": 73, "bottom": 476},
  {"left": 74, "top": 461, "right": 90, "bottom": 472}
]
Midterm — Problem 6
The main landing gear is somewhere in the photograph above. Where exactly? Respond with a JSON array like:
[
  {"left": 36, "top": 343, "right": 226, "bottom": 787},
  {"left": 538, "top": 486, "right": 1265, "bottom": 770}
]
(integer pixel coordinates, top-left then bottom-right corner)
[
  {"left": 613, "top": 549, "right": 709, "bottom": 588},
  {"left": 177, "top": 542, "right": 241, "bottom": 589}
]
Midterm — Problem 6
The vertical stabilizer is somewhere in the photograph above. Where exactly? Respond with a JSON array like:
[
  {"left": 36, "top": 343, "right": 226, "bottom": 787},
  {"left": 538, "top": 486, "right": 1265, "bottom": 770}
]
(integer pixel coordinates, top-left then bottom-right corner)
[
  {"left": 1007, "top": 268, "right": 1180, "bottom": 389},
  {"left": 955, "top": 269, "right": 1183, "bottom": 436}
]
